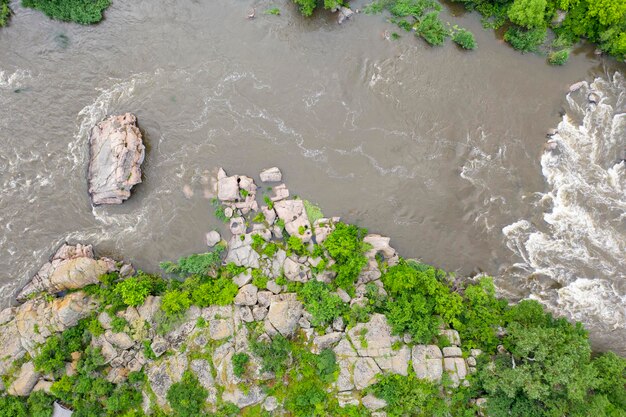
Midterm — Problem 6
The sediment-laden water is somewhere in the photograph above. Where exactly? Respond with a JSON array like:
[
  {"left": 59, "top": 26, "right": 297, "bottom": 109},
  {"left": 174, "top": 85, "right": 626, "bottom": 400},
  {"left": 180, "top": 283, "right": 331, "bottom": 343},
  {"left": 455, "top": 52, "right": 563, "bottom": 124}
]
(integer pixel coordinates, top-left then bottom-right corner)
[{"left": 0, "top": 0, "right": 624, "bottom": 352}]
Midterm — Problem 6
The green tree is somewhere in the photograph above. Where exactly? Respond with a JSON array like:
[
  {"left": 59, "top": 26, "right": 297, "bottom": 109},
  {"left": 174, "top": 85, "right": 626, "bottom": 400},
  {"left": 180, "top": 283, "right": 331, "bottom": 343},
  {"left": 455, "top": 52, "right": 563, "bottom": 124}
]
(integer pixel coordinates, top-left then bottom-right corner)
[
  {"left": 166, "top": 371, "right": 208, "bottom": 417},
  {"left": 508, "top": 0, "right": 547, "bottom": 28}
]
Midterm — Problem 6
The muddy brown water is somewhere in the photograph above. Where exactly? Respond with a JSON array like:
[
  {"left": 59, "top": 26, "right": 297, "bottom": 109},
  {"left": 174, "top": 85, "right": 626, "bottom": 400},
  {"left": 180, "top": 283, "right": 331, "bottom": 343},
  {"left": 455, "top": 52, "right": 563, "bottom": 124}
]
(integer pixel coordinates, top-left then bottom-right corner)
[{"left": 0, "top": 0, "right": 624, "bottom": 352}]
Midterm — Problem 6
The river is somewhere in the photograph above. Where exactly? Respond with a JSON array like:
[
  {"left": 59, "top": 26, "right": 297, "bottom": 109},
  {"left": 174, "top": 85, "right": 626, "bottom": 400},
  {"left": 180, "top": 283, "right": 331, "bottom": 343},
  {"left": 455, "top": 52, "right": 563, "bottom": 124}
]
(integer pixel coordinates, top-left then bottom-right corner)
[{"left": 0, "top": 0, "right": 624, "bottom": 353}]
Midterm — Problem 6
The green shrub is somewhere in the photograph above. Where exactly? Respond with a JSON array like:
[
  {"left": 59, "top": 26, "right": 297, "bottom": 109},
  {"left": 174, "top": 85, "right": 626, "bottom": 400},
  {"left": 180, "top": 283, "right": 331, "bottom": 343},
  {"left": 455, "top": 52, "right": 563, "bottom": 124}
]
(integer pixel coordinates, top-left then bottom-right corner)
[
  {"left": 251, "top": 333, "right": 292, "bottom": 376},
  {"left": 232, "top": 352, "right": 250, "bottom": 378},
  {"left": 0, "top": 396, "right": 27, "bottom": 417},
  {"left": 160, "top": 246, "right": 225, "bottom": 277},
  {"left": 265, "top": 7, "right": 281, "bottom": 15},
  {"left": 548, "top": 49, "right": 570, "bottom": 65},
  {"left": 183, "top": 275, "right": 239, "bottom": 307},
  {"left": 507, "top": 0, "right": 546, "bottom": 28},
  {"left": 22, "top": 0, "right": 110, "bottom": 24},
  {"left": 26, "top": 391, "right": 54, "bottom": 417},
  {"left": 456, "top": 277, "right": 506, "bottom": 352},
  {"left": 0, "top": 0, "right": 10, "bottom": 27},
  {"left": 303, "top": 200, "right": 324, "bottom": 224},
  {"left": 114, "top": 272, "right": 164, "bottom": 307},
  {"left": 504, "top": 26, "right": 547, "bottom": 52},
  {"left": 284, "top": 378, "right": 328, "bottom": 417},
  {"left": 287, "top": 235, "right": 309, "bottom": 257},
  {"left": 369, "top": 373, "right": 450, "bottom": 416},
  {"left": 417, "top": 12, "right": 448, "bottom": 46},
  {"left": 110, "top": 316, "right": 129, "bottom": 333},
  {"left": 293, "top": 0, "right": 317, "bottom": 16},
  {"left": 166, "top": 371, "right": 208, "bottom": 417},
  {"left": 323, "top": 223, "right": 370, "bottom": 291},
  {"left": 105, "top": 384, "right": 142, "bottom": 414},
  {"left": 34, "top": 335, "right": 67, "bottom": 374},
  {"left": 453, "top": 28, "right": 477, "bottom": 49},
  {"left": 298, "top": 280, "right": 349, "bottom": 328},
  {"left": 160, "top": 289, "right": 193, "bottom": 316},
  {"left": 251, "top": 270, "right": 269, "bottom": 289}
]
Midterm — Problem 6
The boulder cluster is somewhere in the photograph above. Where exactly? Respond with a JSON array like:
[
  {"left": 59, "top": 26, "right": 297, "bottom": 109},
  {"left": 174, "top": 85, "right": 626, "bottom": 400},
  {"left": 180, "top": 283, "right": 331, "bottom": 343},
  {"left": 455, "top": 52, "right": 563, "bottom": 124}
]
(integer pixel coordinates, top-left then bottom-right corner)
[{"left": 0, "top": 167, "right": 482, "bottom": 415}]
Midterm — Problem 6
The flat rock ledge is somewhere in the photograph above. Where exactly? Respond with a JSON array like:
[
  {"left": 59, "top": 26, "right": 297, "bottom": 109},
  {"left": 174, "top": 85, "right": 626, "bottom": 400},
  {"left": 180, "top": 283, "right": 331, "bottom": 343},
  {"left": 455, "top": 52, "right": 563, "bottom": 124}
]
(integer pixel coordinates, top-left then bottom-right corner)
[
  {"left": 0, "top": 167, "right": 485, "bottom": 415},
  {"left": 88, "top": 113, "right": 145, "bottom": 205}
]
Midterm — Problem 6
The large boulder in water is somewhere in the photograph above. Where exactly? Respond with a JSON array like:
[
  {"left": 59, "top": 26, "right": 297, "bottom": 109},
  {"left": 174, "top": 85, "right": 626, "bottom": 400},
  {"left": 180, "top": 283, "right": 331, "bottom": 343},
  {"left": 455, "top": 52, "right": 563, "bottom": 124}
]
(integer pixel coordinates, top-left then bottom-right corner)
[{"left": 88, "top": 113, "right": 145, "bottom": 205}]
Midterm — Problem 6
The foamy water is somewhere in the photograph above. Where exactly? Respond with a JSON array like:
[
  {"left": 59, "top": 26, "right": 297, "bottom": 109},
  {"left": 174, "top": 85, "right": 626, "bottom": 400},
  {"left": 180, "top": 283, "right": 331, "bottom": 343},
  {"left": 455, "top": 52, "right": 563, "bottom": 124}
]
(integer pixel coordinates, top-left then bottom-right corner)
[{"left": 503, "top": 73, "right": 626, "bottom": 351}]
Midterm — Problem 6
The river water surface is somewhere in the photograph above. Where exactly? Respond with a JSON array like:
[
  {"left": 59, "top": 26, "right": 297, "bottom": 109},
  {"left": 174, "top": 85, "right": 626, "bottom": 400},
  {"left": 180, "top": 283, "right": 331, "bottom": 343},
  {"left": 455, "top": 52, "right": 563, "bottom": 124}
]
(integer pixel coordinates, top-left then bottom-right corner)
[{"left": 0, "top": 0, "right": 624, "bottom": 352}]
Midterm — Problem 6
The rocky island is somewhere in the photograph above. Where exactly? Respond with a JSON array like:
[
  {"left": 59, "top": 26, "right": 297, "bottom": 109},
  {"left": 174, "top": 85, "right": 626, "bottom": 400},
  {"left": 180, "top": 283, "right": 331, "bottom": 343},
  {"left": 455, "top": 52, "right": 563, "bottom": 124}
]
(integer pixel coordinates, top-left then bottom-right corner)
[{"left": 0, "top": 168, "right": 623, "bottom": 417}]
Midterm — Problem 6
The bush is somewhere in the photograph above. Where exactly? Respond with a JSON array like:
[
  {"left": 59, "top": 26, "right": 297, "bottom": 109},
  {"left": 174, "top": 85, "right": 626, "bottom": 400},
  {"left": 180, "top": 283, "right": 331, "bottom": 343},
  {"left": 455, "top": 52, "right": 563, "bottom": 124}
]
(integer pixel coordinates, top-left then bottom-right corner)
[
  {"left": 166, "top": 371, "right": 208, "bottom": 417},
  {"left": 26, "top": 391, "right": 54, "bottom": 417},
  {"left": 504, "top": 26, "right": 547, "bottom": 52},
  {"left": 114, "top": 272, "right": 164, "bottom": 307},
  {"left": 160, "top": 246, "right": 225, "bottom": 277},
  {"left": 298, "top": 281, "right": 348, "bottom": 328},
  {"left": 22, "top": 0, "right": 110, "bottom": 24},
  {"left": 182, "top": 275, "right": 239, "bottom": 307},
  {"left": 456, "top": 277, "right": 506, "bottom": 352},
  {"left": 453, "top": 28, "right": 477, "bottom": 49},
  {"left": 232, "top": 352, "right": 250, "bottom": 378},
  {"left": 0, "top": 0, "right": 10, "bottom": 27},
  {"left": 303, "top": 200, "right": 324, "bottom": 224},
  {"left": 323, "top": 223, "right": 370, "bottom": 291},
  {"left": 548, "top": 49, "right": 570, "bottom": 65},
  {"left": 251, "top": 333, "right": 292, "bottom": 376},
  {"left": 287, "top": 235, "right": 309, "bottom": 257},
  {"left": 417, "top": 12, "right": 448, "bottom": 46},
  {"left": 0, "top": 396, "right": 27, "bottom": 417},
  {"left": 160, "top": 289, "right": 193, "bottom": 317},
  {"left": 369, "top": 373, "right": 450, "bottom": 416}
]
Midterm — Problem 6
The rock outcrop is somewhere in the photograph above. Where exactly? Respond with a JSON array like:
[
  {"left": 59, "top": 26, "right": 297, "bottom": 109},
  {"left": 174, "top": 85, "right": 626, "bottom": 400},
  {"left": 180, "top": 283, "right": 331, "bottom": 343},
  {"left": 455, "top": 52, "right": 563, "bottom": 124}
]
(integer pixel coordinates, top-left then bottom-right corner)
[{"left": 88, "top": 113, "right": 145, "bottom": 205}]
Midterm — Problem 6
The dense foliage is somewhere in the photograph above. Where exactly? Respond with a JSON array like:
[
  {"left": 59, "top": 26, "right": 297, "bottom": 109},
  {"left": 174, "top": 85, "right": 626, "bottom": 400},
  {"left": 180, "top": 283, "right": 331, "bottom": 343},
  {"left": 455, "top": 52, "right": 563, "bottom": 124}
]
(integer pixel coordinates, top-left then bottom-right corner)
[
  {"left": 166, "top": 371, "right": 208, "bottom": 417},
  {"left": 22, "top": 0, "right": 110, "bottom": 24},
  {"left": 450, "top": 0, "right": 626, "bottom": 61},
  {"left": 0, "top": 0, "right": 9, "bottom": 27},
  {"left": 322, "top": 222, "right": 370, "bottom": 291}
]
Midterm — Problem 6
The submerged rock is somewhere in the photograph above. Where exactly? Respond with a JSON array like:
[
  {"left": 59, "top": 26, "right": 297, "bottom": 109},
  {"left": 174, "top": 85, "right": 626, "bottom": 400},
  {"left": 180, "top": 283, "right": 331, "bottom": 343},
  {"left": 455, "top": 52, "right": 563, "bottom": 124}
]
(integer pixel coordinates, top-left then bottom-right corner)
[
  {"left": 88, "top": 113, "right": 145, "bottom": 205},
  {"left": 260, "top": 167, "right": 282, "bottom": 183}
]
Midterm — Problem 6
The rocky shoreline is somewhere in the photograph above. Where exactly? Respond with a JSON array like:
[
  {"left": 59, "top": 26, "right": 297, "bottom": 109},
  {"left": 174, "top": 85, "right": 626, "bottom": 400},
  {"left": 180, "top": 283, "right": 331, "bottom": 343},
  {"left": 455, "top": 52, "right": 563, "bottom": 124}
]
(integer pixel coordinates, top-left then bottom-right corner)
[{"left": 0, "top": 167, "right": 624, "bottom": 417}]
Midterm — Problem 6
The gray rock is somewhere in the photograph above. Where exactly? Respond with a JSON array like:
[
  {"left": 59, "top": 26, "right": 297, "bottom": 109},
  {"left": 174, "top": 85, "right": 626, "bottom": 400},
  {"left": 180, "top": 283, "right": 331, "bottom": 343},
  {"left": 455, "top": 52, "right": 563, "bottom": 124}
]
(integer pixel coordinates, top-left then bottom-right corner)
[
  {"left": 337, "top": 6, "right": 354, "bottom": 24},
  {"left": 335, "top": 358, "right": 355, "bottom": 391},
  {"left": 353, "top": 357, "right": 380, "bottom": 390},
  {"left": 362, "top": 394, "right": 387, "bottom": 411},
  {"left": 17, "top": 244, "right": 116, "bottom": 301},
  {"left": 267, "top": 293, "right": 303, "bottom": 337},
  {"left": 217, "top": 175, "right": 239, "bottom": 201},
  {"left": 283, "top": 257, "right": 310, "bottom": 282},
  {"left": 439, "top": 329, "right": 461, "bottom": 346},
  {"left": 270, "top": 184, "right": 290, "bottom": 202},
  {"left": 266, "top": 280, "right": 282, "bottom": 294},
  {"left": 233, "top": 270, "right": 252, "bottom": 287},
  {"left": 312, "top": 332, "right": 343, "bottom": 353},
  {"left": 229, "top": 217, "right": 246, "bottom": 235},
  {"left": 238, "top": 306, "right": 254, "bottom": 323},
  {"left": 151, "top": 336, "right": 168, "bottom": 358},
  {"left": 262, "top": 206, "right": 277, "bottom": 225},
  {"left": 443, "top": 346, "right": 462, "bottom": 358},
  {"left": 88, "top": 113, "right": 145, "bottom": 205},
  {"left": 263, "top": 396, "right": 279, "bottom": 411},
  {"left": 444, "top": 357, "right": 468, "bottom": 387},
  {"left": 260, "top": 167, "right": 282, "bottom": 182},
  {"left": 412, "top": 345, "right": 443, "bottom": 382},
  {"left": 8, "top": 362, "right": 40, "bottom": 396},
  {"left": 225, "top": 235, "right": 260, "bottom": 268},
  {"left": 137, "top": 296, "right": 161, "bottom": 324},
  {"left": 257, "top": 291, "right": 272, "bottom": 307},
  {"left": 333, "top": 316, "right": 345, "bottom": 332},
  {"left": 105, "top": 330, "right": 135, "bottom": 350},
  {"left": 205, "top": 231, "right": 221, "bottom": 247},
  {"left": 273, "top": 199, "right": 312, "bottom": 242},
  {"left": 234, "top": 284, "right": 258, "bottom": 306},
  {"left": 252, "top": 306, "right": 268, "bottom": 321},
  {"left": 470, "top": 349, "right": 483, "bottom": 357},
  {"left": 222, "top": 385, "right": 266, "bottom": 408},
  {"left": 32, "top": 380, "right": 53, "bottom": 393},
  {"left": 336, "top": 288, "right": 351, "bottom": 303},
  {"left": 190, "top": 359, "right": 217, "bottom": 404}
]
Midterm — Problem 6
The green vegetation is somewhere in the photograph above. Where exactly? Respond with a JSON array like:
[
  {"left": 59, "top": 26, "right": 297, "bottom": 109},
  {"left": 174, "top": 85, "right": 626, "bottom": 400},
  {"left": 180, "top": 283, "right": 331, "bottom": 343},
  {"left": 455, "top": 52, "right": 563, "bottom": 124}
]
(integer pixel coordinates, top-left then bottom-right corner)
[
  {"left": 417, "top": 11, "right": 448, "bottom": 45},
  {"left": 265, "top": 7, "right": 281, "bottom": 15},
  {"left": 452, "top": 27, "right": 478, "bottom": 49},
  {"left": 232, "top": 353, "right": 250, "bottom": 377},
  {"left": 322, "top": 222, "right": 370, "bottom": 292},
  {"left": 0, "top": 0, "right": 10, "bottom": 27},
  {"left": 297, "top": 280, "right": 349, "bottom": 328},
  {"left": 166, "top": 371, "right": 208, "bottom": 417},
  {"left": 292, "top": 0, "right": 341, "bottom": 16},
  {"left": 449, "top": 0, "right": 626, "bottom": 61},
  {"left": 160, "top": 245, "right": 225, "bottom": 277},
  {"left": 303, "top": 200, "right": 324, "bottom": 224},
  {"left": 22, "top": 0, "right": 110, "bottom": 24},
  {"left": 548, "top": 48, "right": 570, "bottom": 64}
]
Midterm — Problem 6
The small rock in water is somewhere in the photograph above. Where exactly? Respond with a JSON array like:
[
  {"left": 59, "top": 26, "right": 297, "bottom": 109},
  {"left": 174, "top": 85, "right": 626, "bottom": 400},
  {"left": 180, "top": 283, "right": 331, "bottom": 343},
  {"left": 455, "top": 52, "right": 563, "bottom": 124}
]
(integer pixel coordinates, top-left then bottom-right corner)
[
  {"left": 205, "top": 231, "right": 221, "bottom": 247},
  {"left": 546, "top": 128, "right": 558, "bottom": 137},
  {"left": 260, "top": 167, "right": 282, "bottom": 183},
  {"left": 337, "top": 6, "right": 354, "bottom": 24}
]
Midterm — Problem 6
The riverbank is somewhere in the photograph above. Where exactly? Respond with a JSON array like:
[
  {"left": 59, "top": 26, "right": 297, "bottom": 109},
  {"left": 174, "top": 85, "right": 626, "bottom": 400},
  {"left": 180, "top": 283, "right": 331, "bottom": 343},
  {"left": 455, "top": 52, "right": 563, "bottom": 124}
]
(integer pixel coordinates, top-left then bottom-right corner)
[{"left": 0, "top": 168, "right": 624, "bottom": 416}]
